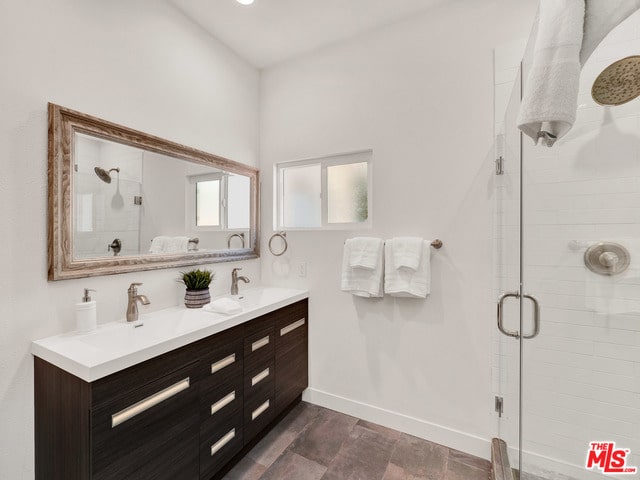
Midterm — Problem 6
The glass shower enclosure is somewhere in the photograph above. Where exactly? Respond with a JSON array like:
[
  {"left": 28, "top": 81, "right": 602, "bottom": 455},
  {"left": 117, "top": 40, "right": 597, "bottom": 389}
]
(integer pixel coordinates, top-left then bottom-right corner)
[{"left": 494, "top": 13, "right": 640, "bottom": 480}]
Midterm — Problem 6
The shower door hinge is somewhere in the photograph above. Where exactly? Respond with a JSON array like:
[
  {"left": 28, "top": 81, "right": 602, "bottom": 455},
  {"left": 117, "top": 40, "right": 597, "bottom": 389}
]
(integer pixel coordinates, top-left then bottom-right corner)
[
  {"left": 495, "top": 396, "right": 504, "bottom": 417},
  {"left": 495, "top": 156, "right": 504, "bottom": 175}
]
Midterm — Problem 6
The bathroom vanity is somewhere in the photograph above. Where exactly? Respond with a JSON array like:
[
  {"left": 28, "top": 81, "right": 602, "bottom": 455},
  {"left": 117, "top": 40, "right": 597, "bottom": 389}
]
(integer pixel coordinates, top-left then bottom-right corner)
[{"left": 32, "top": 287, "right": 308, "bottom": 480}]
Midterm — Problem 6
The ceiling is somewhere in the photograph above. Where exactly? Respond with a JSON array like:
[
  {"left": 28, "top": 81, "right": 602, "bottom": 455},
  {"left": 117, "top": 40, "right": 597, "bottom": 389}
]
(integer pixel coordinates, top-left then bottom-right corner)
[{"left": 171, "top": 0, "right": 443, "bottom": 69}]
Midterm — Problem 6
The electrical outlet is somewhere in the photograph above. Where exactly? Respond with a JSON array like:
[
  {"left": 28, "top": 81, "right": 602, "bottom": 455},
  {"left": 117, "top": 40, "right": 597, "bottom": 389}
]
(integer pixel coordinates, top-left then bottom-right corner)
[{"left": 297, "top": 262, "right": 307, "bottom": 277}]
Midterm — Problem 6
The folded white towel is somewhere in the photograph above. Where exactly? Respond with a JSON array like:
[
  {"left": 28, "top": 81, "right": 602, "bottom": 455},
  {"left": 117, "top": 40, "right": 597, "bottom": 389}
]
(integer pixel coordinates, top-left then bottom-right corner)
[
  {"left": 165, "top": 236, "right": 190, "bottom": 253},
  {"left": 149, "top": 236, "right": 170, "bottom": 253},
  {"left": 581, "top": 1, "right": 640, "bottom": 65},
  {"left": 390, "top": 237, "right": 423, "bottom": 271},
  {"left": 203, "top": 298, "right": 243, "bottom": 315},
  {"left": 341, "top": 238, "right": 384, "bottom": 298},
  {"left": 150, "top": 236, "right": 190, "bottom": 254},
  {"left": 517, "top": 0, "right": 584, "bottom": 147},
  {"left": 384, "top": 240, "right": 430, "bottom": 298},
  {"left": 347, "top": 237, "right": 383, "bottom": 270}
]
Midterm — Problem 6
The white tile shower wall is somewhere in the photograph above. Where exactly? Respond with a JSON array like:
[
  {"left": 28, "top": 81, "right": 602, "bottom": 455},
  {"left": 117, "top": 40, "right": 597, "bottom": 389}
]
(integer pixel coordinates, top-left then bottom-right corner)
[
  {"left": 494, "top": 11, "right": 640, "bottom": 478},
  {"left": 0, "top": 1, "right": 260, "bottom": 478},
  {"left": 260, "top": 0, "right": 538, "bottom": 459},
  {"left": 74, "top": 135, "right": 144, "bottom": 257}
]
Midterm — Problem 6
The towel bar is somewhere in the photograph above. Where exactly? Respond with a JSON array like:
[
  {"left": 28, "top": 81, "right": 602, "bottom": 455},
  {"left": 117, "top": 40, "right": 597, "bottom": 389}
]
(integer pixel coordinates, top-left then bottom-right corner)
[{"left": 343, "top": 239, "right": 443, "bottom": 249}]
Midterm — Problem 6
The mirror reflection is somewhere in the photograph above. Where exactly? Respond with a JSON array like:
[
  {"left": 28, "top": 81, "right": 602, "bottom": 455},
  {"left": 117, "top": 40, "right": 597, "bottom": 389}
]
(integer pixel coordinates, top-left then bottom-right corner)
[{"left": 73, "top": 133, "right": 251, "bottom": 259}]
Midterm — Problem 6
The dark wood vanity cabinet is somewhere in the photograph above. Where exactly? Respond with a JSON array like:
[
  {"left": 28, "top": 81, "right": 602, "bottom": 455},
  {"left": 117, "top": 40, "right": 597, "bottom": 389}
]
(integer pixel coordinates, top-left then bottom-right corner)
[{"left": 34, "top": 299, "right": 308, "bottom": 480}]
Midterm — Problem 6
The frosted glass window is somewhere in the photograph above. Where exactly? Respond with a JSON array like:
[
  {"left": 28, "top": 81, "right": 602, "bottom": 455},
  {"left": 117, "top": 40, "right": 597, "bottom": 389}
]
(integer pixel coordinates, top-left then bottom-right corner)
[
  {"left": 196, "top": 180, "right": 220, "bottom": 226},
  {"left": 277, "top": 150, "right": 371, "bottom": 229},
  {"left": 227, "top": 175, "right": 250, "bottom": 229},
  {"left": 327, "top": 162, "right": 368, "bottom": 224},
  {"left": 282, "top": 164, "right": 322, "bottom": 228}
]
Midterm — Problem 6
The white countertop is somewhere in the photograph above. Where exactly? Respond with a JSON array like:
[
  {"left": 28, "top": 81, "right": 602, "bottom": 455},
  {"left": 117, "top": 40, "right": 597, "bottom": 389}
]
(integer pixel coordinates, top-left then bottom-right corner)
[{"left": 32, "top": 287, "right": 308, "bottom": 382}]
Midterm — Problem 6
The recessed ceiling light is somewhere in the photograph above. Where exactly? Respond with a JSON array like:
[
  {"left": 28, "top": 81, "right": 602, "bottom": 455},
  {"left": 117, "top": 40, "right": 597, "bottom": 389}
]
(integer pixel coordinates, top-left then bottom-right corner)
[{"left": 236, "top": 0, "right": 254, "bottom": 5}]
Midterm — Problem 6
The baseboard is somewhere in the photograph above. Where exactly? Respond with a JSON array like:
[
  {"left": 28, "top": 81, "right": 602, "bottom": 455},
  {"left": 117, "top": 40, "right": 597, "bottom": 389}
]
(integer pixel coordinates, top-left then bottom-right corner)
[{"left": 302, "top": 388, "right": 491, "bottom": 460}]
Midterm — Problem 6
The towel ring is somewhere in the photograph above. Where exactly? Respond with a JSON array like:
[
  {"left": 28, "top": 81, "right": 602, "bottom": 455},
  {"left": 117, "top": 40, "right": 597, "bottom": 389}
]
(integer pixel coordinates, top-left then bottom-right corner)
[
  {"left": 227, "top": 232, "right": 245, "bottom": 249},
  {"left": 269, "top": 232, "right": 288, "bottom": 256}
]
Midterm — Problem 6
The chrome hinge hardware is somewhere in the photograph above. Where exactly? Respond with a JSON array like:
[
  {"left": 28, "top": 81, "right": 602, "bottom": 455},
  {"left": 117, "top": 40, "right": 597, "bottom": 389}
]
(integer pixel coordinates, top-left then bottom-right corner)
[
  {"left": 495, "top": 156, "right": 504, "bottom": 175},
  {"left": 495, "top": 396, "right": 504, "bottom": 417}
]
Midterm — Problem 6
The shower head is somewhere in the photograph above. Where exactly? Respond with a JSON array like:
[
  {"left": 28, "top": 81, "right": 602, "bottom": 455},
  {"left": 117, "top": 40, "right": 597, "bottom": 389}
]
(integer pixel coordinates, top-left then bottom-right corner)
[
  {"left": 592, "top": 55, "right": 640, "bottom": 106},
  {"left": 94, "top": 167, "right": 120, "bottom": 184}
]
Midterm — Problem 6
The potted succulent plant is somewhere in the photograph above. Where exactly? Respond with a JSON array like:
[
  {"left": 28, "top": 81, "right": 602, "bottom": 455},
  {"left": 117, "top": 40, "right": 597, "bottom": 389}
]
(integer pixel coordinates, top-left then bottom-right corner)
[{"left": 179, "top": 268, "right": 214, "bottom": 308}]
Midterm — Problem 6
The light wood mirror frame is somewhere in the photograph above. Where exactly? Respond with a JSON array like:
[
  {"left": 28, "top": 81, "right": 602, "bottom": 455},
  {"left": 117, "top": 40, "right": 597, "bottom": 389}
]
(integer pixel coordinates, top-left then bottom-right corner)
[{"left": 48, "top": 103, "right": 260, "bottom": 280}]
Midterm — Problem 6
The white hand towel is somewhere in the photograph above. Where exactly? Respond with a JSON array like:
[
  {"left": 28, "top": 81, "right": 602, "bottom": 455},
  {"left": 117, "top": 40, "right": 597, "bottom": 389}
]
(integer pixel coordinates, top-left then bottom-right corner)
[
  {"left": 391, "top": 237, "right": 423, "bottom": 271},
  {"left": 517, "top": 0, "right": 585, "bottom": 147},
  {"left": 581, "top": 0, "right": 640, "bottom": 65},
  {"left": 149, "top": 236, "right": 170, "bottom": 253},
  {"left": 341, "top": 239, "right": 384, "bottom": 298},
  {"left": 347, "top": 237, "right": 383, "bottom": 270},
  {"left": 203, "top": 298, "right": 243, "bottom": 315},
  {"left": 165, "top": 236, "right": 190, "bottom": 253},
  {"left": 384, "top": 240, "right": 430, "bottom": 298}
]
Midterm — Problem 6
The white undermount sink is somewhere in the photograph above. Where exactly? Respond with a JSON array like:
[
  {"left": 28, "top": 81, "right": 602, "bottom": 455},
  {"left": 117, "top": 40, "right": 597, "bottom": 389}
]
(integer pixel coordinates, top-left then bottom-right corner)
[{"left": 32, "top": 286, "right": 308, "bottom": 382}]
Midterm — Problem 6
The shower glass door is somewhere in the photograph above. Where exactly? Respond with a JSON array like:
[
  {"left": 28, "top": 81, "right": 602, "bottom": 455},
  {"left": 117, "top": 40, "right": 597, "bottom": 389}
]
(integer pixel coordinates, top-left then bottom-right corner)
[{"left": 496, "top": 14, "right": 640, "bottom": 480}]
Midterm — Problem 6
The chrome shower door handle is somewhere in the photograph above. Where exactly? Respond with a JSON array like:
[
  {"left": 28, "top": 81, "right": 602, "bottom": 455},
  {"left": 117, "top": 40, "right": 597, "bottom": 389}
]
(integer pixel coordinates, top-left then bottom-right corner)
[
  {"left": 521, "top": 293, "right": 540, "bottom": 339},
  {"left": 497, "top": 291, "right": 520, "bottom": 338}
]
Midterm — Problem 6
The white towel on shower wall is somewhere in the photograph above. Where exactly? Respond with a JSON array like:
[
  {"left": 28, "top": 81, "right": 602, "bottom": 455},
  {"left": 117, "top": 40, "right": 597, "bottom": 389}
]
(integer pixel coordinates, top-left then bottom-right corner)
[
  {"left": 341, "top": 238, "right": 384, "bottom": 298},
  {"left": 517, "top": 0, "right": 584, "bottom": 147},
  {"left": 384, "top": 240, "right": 430, "bottom": 298},
  {"left": 581, "top": 0, "right": 640, "bottom": 65}
]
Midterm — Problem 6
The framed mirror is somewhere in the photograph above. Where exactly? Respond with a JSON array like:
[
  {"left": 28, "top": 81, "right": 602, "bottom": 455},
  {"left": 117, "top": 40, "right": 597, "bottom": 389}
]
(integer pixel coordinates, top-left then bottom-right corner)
[{"left": 48, "top": 103, "right": 259, "bottom": 280}]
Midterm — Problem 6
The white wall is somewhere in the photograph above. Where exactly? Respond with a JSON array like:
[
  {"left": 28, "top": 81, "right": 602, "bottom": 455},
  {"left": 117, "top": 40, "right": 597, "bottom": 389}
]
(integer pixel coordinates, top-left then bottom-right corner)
[
  {"left": 260, "top": 0, "right": 538, "bottom": 458},
  {"left": 0, "top": 1, "right": 260, "bottom": 478}
]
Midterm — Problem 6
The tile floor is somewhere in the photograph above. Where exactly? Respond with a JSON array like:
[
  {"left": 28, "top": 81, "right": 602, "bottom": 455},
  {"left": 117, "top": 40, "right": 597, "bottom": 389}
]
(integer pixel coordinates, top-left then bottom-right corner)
[{"left": 222, "top": 402, "right": 491, "bottom": 480}]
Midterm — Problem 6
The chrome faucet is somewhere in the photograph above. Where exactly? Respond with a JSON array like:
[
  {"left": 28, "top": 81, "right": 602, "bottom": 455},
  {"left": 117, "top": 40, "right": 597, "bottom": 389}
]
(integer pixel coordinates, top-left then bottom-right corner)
[
  {"left": 127, "top": 282, "right": 150, "bottom": 322},
  {"left": 230, "top": 268, "right": 250, "bottom": 295}
]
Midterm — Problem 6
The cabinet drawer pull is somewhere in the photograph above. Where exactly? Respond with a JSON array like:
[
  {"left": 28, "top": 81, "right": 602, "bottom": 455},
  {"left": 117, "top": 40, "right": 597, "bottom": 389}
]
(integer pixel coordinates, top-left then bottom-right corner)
[
  {"left": 111, "top": 377, "right": 190, "bottom": 428},
  {"left": 210, "top": 391, "right": 236, "bottom": 416},
  {"left": 211, "top": 354, "right": 236, "bottom": 374},
  {"left": 252, "top": 400, "right": 270, "bottom": 421},
  {"left": 280, "top": 318, "right": 306, "bottom": 336},
  {"left": 210, "top": 428, "right": 236, "bottom": 456},
  {"left": 251, "top": 336, "right": 270, "bottom": 352},
  {"left": 251, "top": 368, "right": 270, "bottom": 387}
]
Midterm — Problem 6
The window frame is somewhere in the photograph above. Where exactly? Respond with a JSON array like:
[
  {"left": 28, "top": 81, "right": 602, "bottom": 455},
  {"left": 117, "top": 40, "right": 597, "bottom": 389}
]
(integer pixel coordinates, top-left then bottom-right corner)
[
  {"left": 191, "top": 173, "right": 223, "bottom": 230},
  {"left": 275, "top": 150, "right": 372, "bottom": 231}
]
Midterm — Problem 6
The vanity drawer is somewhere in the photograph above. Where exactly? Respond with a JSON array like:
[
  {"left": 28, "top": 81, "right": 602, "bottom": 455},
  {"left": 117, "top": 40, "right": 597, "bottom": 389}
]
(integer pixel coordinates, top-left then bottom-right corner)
[
  {"left": 244, "top": 389, "right": 276, "bottom": 444},
  {"left": 243, "top": 326, "right": 274, "bottom": 369},
  {"left": 91, "top": 365, "right": 199, "bottom": 480},
  {"left": 92, "top": 345, "right": 199, "bottom": 408},
  {"left": 200, "top": 378, "right": 243, "bottom": 436},
  {"left": 200, "top": 412, "right": 244, "bottom": 480},
  {"left": 200, "top": 338, "right": 244, "bottom": 391},
  {"left": 244, "top": 358, "right": 275, "bottom": 402}
]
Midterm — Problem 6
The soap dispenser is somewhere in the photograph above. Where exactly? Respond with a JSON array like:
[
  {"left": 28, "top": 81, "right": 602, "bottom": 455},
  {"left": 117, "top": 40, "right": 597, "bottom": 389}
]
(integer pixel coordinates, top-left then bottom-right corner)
[{"left": 76, "top": 288, "right": 97, "bottom": 333}]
